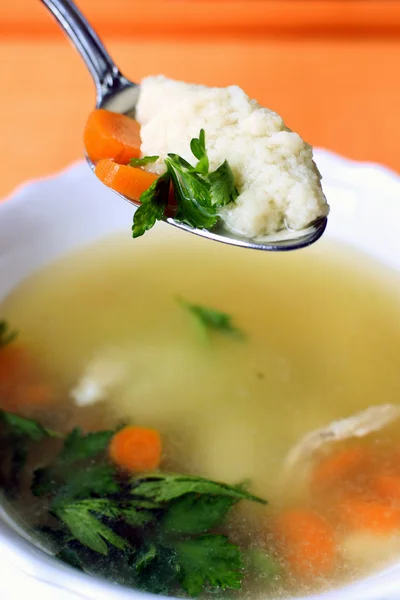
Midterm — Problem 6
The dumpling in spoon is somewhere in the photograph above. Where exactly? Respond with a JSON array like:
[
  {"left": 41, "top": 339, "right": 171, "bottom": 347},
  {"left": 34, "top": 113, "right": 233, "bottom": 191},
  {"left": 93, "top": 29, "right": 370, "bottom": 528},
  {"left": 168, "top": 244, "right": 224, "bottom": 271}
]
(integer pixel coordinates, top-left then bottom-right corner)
[{"left": 136, "top": 75, "right": 329, "bottom": 239}]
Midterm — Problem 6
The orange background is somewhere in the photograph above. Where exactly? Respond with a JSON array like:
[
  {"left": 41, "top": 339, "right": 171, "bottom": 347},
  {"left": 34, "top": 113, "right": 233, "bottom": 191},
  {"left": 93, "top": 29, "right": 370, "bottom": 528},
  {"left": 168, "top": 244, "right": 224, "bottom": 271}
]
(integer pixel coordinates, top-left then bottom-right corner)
[{"left": 1, "top": 0, "right": 400, "bottom": 198}]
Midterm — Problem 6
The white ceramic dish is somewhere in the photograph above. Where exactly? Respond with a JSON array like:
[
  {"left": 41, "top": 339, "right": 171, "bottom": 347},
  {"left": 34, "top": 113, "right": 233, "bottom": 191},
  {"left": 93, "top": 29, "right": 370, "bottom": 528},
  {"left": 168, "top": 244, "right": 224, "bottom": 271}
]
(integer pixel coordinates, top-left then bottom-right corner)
[{"left": 0, "top": 152, "right": 400, "bottom": 600}]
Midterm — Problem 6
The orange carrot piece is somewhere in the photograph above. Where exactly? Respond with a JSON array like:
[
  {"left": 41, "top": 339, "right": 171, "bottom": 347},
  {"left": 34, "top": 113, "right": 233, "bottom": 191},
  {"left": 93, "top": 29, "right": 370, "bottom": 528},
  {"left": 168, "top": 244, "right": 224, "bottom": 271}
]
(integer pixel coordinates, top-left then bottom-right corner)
[
  {"left": 341, "top": 496, "right": 400, "bottom": 534},
  {"left": 311, "top": 446, "right": 370, "bottom": 490},
  {"left": 373, "top": 474, "right": 400, "bottom": 504},
  {"left": 109, "top": 425, "right": 162, "bottom": 473},
  {"left": 84, "top": 109, "right": 141, "bottom": 164},
  {"left": 273, "top": 508, "right": 337, "bottom": 581},
  {"left": 95, "top": 159, "right": 158, "bottom": 202}
]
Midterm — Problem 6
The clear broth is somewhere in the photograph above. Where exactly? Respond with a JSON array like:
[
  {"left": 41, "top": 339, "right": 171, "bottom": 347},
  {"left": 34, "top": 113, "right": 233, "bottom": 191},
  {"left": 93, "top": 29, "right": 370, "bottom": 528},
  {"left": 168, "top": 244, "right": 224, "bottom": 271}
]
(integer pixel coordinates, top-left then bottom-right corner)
[{"left": 2, "top": 226, "right": 400, "bottom": 597}]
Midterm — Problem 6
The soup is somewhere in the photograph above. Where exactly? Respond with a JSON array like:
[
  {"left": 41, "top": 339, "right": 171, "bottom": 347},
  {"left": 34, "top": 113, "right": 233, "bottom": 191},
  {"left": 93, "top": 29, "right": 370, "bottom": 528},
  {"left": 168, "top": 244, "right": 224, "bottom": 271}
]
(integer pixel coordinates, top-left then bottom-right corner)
[{"left": 1, "top": 227, "right": 400, "bottom": 598}]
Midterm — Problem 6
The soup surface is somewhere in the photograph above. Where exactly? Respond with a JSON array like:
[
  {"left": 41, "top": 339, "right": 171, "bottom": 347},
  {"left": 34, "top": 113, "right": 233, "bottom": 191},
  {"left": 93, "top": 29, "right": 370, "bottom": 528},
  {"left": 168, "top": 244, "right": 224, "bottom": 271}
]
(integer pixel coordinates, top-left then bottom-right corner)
[{"left": 1, "top": 225, "right": 400, "bottom": 598}]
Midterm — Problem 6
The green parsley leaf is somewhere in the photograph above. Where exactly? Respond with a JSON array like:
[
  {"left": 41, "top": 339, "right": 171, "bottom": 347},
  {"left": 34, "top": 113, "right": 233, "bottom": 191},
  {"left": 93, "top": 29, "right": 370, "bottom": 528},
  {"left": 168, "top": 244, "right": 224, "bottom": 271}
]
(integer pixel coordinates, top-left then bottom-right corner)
[
  {"left": 135, "top": 543, "right": 180, "bottom": 595},
  {"left": 0, "top": 320, "right": 17, "bottom": 348},
  {"left": 165, "top": 130, "right": 238, "bottom": 229},
  {"left": 163, "top": 493, "right": 236, "bottom": 535},
  {"left": 56, "top": 498, "right": 154, "bottom": 527},
  {"left": 174, "top": 534, "right": 244, "bottom": 596},
  {"left": 165, "top": 154, "right": 217, "bottom": 229},
  {"left": 208, "top": 159, "right": 238, "bottom": 207},
  {"left": 58, "top": 428, "right": 114, "bottom": 464},
  {"left": 64, "top": 465, "right": 120, "bottom": 500},
  {"left": 128, "top": 130, "right": 238, "bottom": 236},
  {"left": 53, "top": 500, "right": 131, "bottom": 555},
  {"left": 131, "top": 473, "right": 266, "bottom": 505},
  {"left": 32, "top": 429, "right": 117, "bottom": 497},
  {"left": 31, "top": 467, "right": 59, "bottom": 497},
  {"left": 0, "top": 410, "right": 61, "bottom": 495},
  {"left": 0, "top": 410, "right": 61, "bottom": 441},
  {"left": 190, "top": 129, "right": 209, "bottom": 175},
  {"left": 177, "top": 298, "right": 244, "bottom": 338},
  {"left": 134, "top": 543, "right": 157, "bottom": 574},
  {"left": 132, "top": 171, "right": 170, "bottom": 238},
  {"left": 129, "top": 156, "right": 159, "bottom": 168},
  {"left": 49, "top": 464, "right": 120, "bottom": 503}
]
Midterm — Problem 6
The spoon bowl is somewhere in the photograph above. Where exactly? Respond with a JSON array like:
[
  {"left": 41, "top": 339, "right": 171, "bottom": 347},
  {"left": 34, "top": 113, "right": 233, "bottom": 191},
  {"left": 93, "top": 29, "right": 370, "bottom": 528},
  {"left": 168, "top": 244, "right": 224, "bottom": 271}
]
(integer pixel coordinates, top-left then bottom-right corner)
[{"left": 40, "top": 0, "right": 328, "bottom": 251}]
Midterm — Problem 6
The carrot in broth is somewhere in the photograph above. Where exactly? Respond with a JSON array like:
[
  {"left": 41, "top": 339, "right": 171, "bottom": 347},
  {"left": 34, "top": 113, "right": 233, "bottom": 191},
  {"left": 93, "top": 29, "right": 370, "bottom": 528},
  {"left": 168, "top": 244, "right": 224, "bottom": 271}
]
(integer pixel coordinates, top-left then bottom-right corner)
[
  {"left": 311, "top": 446, "right": 371, "bottom": 491},
  {"left": 109, "top": 425, "right": 162, "bottom": 473},
  {"left": 273, "top": 508, "right": 337, "bottom": 582},
  {"left": 340, "top": 496, "right": 400, "bottom": 534},
  {"left": 372, "top": 474, "right": 400, "bottom": 504}
]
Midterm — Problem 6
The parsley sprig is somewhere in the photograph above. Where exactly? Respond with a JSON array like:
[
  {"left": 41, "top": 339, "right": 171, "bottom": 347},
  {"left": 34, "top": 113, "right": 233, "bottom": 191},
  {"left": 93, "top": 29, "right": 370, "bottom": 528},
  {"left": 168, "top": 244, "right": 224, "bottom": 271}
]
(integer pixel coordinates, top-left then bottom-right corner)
[
  {"left": 0, "top": 408, "right": 61, "bottom": 496},
  {"left": 177, "top": 297, "right": 244, "bottom": 339},
  {"left": 0, "top": 408, "right": 271, "bottom": 597},
  {"left": 132, "top": 172, "right": 171, "bottom": 238},
  {"left": 129, "top": 156, "right": 159, "bottom": 168},
  {"left": 132, "top": 129, "right": 238, "bottom": 238}
]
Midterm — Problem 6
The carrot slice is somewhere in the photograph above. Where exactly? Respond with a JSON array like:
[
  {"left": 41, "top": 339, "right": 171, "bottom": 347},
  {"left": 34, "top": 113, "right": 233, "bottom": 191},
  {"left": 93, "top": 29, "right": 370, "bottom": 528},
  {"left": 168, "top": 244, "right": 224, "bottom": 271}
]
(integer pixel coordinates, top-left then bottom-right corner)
[
  {"left": 341, "top": 496, "right": 400, "bottom": 534},
  {"left": 273, "top": 508, "right": 337, "bottom": 581},
  {"left": 109, "top": 425, "right": 162, "bottom": 472},
  {"left": 373, "top": 474, "right": 400, "bottom": 504},
  {"left": 95, "top": 159, "right": 158, "bottom": 201},
  {"left": 311, "top": 446, "right": 370, "bottom": 491},
  {"left": 84, "top": 109, "right": 141, "bottom": 164}
]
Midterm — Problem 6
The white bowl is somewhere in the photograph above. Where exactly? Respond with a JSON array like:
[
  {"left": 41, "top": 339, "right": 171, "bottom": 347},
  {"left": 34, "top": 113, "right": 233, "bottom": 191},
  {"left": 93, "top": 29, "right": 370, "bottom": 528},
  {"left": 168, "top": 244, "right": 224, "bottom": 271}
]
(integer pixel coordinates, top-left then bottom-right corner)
[{"left": 0, "top": 153, "right": 400, "bottom": 600}]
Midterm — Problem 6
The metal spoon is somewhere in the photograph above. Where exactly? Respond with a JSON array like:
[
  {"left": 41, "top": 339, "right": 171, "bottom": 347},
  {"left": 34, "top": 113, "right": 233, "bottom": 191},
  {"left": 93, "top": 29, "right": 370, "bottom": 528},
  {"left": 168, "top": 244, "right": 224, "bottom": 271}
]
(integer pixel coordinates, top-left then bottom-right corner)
[{"left": 40, "top": 0, "right": 328, "bottom": 251}]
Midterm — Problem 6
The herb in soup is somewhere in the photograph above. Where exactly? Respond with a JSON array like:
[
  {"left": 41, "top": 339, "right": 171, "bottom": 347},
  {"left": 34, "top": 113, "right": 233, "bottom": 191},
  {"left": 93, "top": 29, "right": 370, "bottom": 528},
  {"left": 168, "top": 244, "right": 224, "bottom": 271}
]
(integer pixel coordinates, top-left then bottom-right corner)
[
  {"left": 0, "top": 408, "right": 59, "bottom": 495},
  {"left": 177, "top": 297, "right": 244, "bottom": 339},
  {"left": 0, "top": 408, "right": 268, "bottom": 597},
  {"left": 0, "top": 409, "right": 59, "bottom": 441}
]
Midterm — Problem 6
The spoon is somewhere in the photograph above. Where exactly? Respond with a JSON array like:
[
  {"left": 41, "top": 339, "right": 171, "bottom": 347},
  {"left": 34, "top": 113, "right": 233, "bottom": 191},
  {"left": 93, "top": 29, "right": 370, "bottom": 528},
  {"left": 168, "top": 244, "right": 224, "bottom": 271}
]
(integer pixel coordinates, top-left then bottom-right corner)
[{"left": 40, "top": 0, "right": 328, "bottom": 251}]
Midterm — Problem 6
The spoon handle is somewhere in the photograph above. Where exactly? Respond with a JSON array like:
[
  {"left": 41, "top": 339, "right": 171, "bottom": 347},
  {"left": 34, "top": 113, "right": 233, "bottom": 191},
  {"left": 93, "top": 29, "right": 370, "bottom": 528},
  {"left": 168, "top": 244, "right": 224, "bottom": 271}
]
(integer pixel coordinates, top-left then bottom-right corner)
[{"left": 40, "top": 0, "right": 124, "bottom": 106}]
